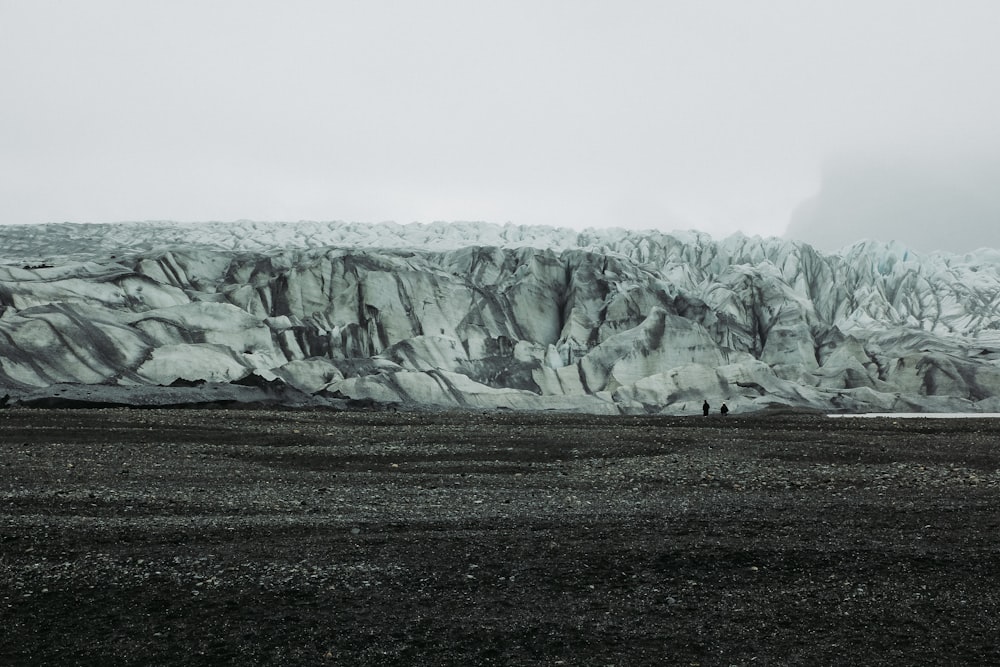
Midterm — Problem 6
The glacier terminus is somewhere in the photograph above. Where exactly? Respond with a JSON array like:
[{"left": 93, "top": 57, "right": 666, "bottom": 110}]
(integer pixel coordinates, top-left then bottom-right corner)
[{"left": 2, "top": 220, "right": 1000, "bottom": 414}]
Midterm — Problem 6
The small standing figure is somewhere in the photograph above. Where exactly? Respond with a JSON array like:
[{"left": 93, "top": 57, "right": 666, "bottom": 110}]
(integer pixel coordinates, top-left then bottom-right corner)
[
  {"left": 702, "top": 400, "right": 710, "bottom": 416},
  {"left": 720, "top": 402, "right": 729, "bottom": 416}
]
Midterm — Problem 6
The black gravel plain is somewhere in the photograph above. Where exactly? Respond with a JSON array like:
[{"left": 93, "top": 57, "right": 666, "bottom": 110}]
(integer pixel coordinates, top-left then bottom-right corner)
[{"left": 1, "top": 407, "right": 999, "bottom": 666}]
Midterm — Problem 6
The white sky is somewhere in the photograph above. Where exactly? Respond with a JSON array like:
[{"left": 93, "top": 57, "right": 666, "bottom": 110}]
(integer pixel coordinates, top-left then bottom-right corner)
[{"left": 2, "top": 0, "right": 1000, "bottom": 241}]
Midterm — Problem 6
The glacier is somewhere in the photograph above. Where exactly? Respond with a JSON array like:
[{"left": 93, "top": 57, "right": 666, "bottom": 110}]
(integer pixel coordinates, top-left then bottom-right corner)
[{"left": 2, "top": 220, "right": 1000, "bottom": 414}]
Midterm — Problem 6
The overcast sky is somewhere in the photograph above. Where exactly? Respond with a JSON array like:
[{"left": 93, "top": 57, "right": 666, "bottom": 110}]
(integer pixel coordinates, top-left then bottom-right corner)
[{"left": 3, "top": 1, "right": 999, "bottom": 248}]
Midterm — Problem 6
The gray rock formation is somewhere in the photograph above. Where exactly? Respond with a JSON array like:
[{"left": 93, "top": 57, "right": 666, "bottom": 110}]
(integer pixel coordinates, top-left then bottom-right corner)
[{"left": 2, "top": 221, "right": 1000, "bottom": 413}]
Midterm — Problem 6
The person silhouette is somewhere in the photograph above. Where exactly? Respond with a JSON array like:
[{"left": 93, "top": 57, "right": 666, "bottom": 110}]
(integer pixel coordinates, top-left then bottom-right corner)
[
  {"left": 720, "top": 402, "right": 729, "bottom": 416},
  {"left": 702, "top": 400, "right": 710, "bottom": 416}
]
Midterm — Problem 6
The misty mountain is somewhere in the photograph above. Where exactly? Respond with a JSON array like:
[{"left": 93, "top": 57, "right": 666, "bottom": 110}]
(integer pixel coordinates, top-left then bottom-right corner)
[
  {"left": 786, "top": 154, "right": 1000, "bottom": 254},
  {"left": 2, "top": 221, "right": 1000, "bottom": 413}
]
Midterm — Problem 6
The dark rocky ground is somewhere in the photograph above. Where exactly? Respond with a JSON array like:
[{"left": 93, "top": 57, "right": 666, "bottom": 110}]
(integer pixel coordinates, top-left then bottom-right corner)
[{"left": 1, "top": 407, "right": 999, "bottom": 666}]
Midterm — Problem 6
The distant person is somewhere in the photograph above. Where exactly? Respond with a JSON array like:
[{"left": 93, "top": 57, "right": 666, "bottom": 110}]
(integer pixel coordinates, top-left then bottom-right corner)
[
  {"left": 702, "top": 400, "right": 710, "bottom": 416},
  {"left": 720, "top": 402, "right": 729, "bottom": 416}
]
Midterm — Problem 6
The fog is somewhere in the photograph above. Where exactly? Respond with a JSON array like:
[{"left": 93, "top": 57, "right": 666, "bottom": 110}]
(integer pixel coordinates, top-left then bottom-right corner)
[
  {"left": 787, "top": 152, "right": 1000, "bottom": 254},
  {"left": 2, "top": 1, "right": 999, "bottom": 250}
]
